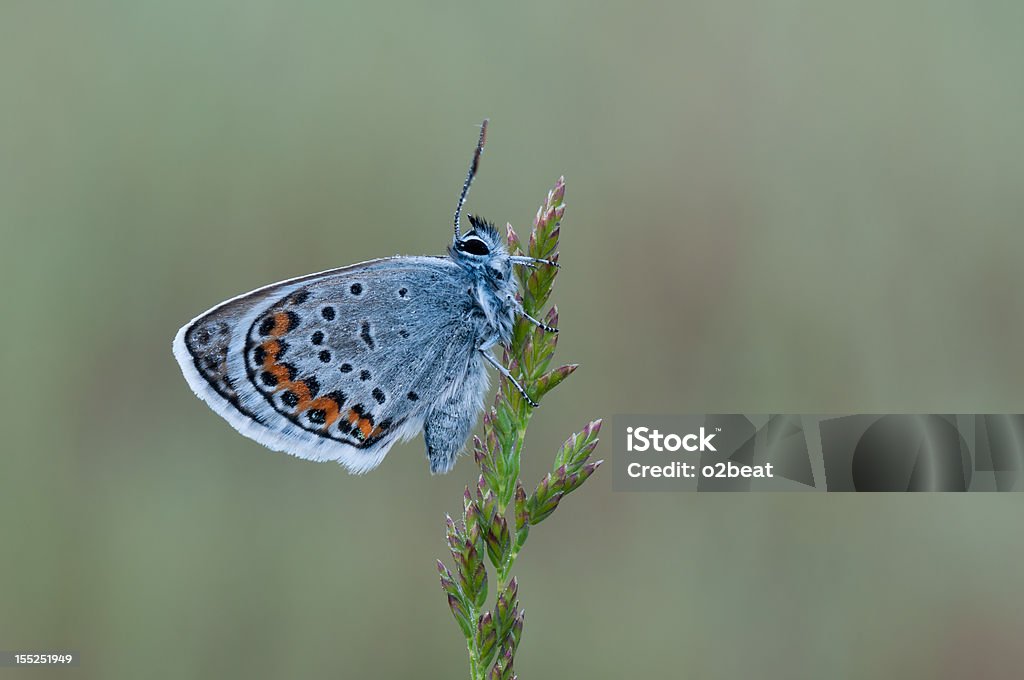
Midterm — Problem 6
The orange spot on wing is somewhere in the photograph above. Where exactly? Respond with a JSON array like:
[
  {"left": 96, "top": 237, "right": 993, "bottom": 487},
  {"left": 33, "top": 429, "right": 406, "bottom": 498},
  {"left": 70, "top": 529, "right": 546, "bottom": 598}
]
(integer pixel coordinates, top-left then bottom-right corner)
[
  {"left": 358, "top": 419, "right": 373, "bottom": 439},
  {"left": 307, "top": 397, "right": 341, "bottom": 427},
  {"left": 290, "top": 382, "right": 311, "bottom": 405},
  {"left": 259, "top": 338, "right": 312, "bottom": 405},
  {"left": 271, "top": 312, "right": 291, "bottom": 336},
  {"left": 262, "top": 340, "right": 280, "bottom": 362},
  {"left": 268, "top": 364, "right": 291, "bottom": 382}
]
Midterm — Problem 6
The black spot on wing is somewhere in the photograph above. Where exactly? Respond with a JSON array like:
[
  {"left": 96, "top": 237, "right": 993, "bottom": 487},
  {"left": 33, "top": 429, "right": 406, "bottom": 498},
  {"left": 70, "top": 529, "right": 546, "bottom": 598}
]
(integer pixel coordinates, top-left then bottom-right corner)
[
  {"left": 360, "top": 322, "right": 374, "bottom": 349},
  {"left": 281, "top": 363, "right": 297, "bottom": 381},
  {"left": 283, "top": 311, "right": 300, "bottom": 333},
  {"left": 324, "top": 391, "right": 346, "bottom": 408}
]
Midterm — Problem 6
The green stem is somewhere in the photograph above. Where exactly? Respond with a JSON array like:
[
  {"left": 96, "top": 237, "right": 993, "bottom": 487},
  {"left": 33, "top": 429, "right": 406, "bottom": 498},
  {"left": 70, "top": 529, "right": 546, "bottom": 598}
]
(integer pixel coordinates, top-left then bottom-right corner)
[
  {"left": 466, "top": 636, "right": 482, "bottom": 680},
  {"left": 466, "top": 592, "right": 490, "bottom": 680},
  {"left": 497, "top": 417, "right": 530, "bottom": 592}
]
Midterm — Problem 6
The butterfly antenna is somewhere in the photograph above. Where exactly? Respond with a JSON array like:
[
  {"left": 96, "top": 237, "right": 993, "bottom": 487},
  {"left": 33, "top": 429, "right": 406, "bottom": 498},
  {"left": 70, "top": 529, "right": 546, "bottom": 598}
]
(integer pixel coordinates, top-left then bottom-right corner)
[{"left": 454, "top": 119, "right": 489, "bottom": 239}]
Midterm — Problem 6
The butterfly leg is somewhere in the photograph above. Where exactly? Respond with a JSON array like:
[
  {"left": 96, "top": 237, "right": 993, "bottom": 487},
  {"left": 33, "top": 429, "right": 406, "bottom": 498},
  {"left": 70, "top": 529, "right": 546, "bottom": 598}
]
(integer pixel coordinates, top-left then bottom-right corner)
[
  {"left": 507, "top": 295, "right": 558, "bottom": 334},
  {"left": 510, "top": 255, "right": 559, "bottom": 269},
  {"left": 479, "top": 349, "right": 538, "bottom": 408},
  {"left": 424, "top": 361, "right": 489, "bottom": 474}
]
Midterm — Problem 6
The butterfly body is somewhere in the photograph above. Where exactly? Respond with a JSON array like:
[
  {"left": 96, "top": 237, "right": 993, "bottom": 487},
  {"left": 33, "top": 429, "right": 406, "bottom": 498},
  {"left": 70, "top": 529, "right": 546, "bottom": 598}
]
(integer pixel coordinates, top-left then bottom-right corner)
[{"left": 173, "top": 123, "right": 557, "bottom": 474}]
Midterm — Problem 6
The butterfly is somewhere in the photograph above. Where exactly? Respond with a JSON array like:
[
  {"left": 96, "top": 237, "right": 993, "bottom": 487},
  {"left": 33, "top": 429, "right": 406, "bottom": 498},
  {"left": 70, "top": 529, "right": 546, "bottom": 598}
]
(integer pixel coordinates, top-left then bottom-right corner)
[{"left": 172, "top": 120, "right": 557, "bottom": 473}]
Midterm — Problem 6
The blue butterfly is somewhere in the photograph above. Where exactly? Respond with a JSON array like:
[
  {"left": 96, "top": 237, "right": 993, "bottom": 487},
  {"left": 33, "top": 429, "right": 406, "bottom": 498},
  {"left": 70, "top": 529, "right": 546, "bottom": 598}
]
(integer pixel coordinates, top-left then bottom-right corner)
[{"left": 173, "top": 121, "right": 557, "bottom": 473}]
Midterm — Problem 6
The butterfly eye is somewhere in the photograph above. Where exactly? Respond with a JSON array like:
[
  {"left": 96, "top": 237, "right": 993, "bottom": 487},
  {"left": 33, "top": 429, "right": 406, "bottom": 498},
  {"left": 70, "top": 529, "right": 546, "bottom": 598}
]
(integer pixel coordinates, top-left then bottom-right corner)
[{"left": 456, "top": 237, "right": 490, "bottom": 256}]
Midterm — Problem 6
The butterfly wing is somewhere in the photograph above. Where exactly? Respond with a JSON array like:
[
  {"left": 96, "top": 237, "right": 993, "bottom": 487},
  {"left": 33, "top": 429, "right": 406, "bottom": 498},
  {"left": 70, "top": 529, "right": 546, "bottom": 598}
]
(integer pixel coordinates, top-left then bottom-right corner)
[{"left": 173, "top": 256, "right": 483, "bottom": 473}]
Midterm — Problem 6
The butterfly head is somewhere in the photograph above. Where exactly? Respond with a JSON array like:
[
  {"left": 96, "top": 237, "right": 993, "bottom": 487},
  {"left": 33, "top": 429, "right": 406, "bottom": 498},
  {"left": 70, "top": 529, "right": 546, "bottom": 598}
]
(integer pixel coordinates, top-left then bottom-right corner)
[{"left": 451, "top": 215, "right": 512, "bottom": 283}]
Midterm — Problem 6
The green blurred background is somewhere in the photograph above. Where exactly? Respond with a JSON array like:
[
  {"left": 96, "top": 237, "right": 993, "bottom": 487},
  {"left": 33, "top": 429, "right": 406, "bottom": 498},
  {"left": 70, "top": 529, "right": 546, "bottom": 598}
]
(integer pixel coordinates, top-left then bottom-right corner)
[{"left": 2, "top": 2, "right": 1023, "bottom": 678}]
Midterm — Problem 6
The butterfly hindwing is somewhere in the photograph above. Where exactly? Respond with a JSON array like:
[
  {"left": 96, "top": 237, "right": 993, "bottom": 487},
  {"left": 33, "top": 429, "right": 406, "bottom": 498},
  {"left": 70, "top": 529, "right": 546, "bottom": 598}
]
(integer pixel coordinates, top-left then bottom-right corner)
[{"left": 173, "top": 256, "right": 483, "bottom": 473}]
